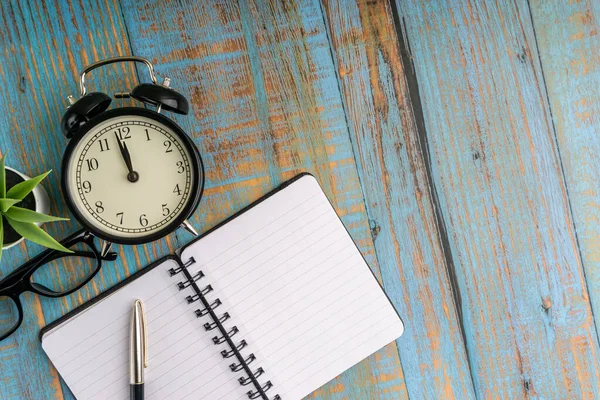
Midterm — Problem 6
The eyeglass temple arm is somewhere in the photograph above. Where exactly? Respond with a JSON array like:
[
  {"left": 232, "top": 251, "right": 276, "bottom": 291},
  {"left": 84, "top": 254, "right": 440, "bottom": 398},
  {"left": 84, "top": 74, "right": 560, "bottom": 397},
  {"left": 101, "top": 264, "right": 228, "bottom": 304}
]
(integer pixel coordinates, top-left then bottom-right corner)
[
  {"left": 76, "top": 250, "right": 119, "bottom": 262},
  {"left": 101, "top": 251, "right": 119, "bottom": 261},
  {"left": 43, "top": 250, "right": 119, "bottom": 264}
]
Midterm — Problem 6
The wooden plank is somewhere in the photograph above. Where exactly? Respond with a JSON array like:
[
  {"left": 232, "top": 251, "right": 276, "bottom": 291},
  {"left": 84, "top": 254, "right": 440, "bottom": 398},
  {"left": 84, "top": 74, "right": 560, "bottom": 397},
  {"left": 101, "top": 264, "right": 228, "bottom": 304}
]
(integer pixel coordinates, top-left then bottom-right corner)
[
  {"left": 397, "top": 0, "right": 600, "bottom": 398},
  {"left": 0, "top": 1, "right": 179, "bottom": 399},
  {"left": 119, "top": 0, "right": 407, "bottom": 398},
  {"left": 528, "top": 0, "right": 600, "bottom": 337},
  {"left": 321, "top": 0, "right": 476, "bottom": 398}
]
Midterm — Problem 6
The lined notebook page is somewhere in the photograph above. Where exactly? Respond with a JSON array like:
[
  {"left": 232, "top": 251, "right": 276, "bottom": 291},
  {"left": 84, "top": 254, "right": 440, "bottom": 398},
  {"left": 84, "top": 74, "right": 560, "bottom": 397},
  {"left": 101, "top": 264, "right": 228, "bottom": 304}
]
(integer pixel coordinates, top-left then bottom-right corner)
[
  {"left": 41, "top": 259, "right": 250, "bottom": 400},
  {"left": 180, "top": 174, "right": 404, "bottom": 400}
]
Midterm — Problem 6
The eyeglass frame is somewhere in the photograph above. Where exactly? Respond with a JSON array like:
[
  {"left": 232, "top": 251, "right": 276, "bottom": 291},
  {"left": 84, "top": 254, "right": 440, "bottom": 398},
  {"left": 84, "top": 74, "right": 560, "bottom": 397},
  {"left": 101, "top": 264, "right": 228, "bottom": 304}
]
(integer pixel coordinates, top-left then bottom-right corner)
[{"left": 0, "top": 229, "right": 118, "bottom": 341}]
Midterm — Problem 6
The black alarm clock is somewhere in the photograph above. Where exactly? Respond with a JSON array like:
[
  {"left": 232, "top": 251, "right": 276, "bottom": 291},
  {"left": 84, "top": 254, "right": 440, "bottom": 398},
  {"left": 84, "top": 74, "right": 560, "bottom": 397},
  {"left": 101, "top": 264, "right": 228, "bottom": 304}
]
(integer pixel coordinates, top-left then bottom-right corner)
[{"left": 60, "top": 56, "right": 204, "bottom": 249}]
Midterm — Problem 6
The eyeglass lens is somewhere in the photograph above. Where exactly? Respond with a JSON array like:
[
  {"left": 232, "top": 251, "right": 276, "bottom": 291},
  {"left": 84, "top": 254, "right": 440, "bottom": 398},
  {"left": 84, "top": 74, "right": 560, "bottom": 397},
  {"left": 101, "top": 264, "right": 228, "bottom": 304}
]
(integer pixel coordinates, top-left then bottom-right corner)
[
  {"left": 0, "top": 296, "right": 20, "bottom": 339},
  {"left": 29, "top": 240, "right": 99, "bottom": 295}
]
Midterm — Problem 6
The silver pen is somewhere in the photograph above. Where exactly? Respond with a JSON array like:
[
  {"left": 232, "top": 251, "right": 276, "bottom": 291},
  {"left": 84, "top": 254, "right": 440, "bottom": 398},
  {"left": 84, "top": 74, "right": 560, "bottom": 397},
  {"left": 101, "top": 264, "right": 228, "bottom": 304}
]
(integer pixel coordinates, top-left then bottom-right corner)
[{"left": 130, "top": 299, "right": 147, "bottom": 400}]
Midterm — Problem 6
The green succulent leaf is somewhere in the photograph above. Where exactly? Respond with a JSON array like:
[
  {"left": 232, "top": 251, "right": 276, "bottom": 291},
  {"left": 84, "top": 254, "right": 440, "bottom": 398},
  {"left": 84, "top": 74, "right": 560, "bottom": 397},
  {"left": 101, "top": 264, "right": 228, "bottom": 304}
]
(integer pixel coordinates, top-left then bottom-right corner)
[
  {"left": 0, "top": 152, "right": 5, "bottom": 198},
  {"left": 6, "top": 170, "right": 51, "bottom": 200},
  {"left": 4, "top": 207, "right": 69, "bottom": 224},
  {"left": 0, "top": 198, "right": 19, "bottom": 213},
  {"left": 0, "top": 215, "right": 3, "bottom": 262},
  {"left": 5, "top": 216, "right": 73, "bottom": 253}
]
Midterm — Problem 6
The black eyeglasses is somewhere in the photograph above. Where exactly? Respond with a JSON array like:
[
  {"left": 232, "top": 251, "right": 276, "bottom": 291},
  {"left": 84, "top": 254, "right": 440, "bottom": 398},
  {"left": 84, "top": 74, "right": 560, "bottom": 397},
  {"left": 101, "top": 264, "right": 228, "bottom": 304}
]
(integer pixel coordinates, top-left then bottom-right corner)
[{"left": 0, "top": 229, "right": 118, "bottom": 341}]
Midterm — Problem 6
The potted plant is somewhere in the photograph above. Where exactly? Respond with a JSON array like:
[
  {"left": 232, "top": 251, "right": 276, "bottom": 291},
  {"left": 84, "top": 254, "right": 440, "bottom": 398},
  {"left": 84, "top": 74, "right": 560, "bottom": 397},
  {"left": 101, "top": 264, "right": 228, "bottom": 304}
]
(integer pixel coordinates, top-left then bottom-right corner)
[{"left": 0, "top": 153, "right": 72, "bottom": 260}]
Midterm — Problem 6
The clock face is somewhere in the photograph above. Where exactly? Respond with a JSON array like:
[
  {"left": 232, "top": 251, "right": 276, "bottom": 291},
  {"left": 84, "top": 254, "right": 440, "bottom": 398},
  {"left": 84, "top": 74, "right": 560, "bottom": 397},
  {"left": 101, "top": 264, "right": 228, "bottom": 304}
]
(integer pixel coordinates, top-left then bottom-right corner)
[{"left": 62, "top": 110, "right": 202, "bottom": 243}]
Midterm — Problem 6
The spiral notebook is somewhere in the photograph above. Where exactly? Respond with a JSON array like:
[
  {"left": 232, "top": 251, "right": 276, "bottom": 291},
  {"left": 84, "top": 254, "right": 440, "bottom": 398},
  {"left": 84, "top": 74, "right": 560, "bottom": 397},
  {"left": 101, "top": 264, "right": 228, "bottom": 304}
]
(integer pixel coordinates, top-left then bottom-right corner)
[{"left": 40, "top": 173, "right": 404, "bottom": 400}]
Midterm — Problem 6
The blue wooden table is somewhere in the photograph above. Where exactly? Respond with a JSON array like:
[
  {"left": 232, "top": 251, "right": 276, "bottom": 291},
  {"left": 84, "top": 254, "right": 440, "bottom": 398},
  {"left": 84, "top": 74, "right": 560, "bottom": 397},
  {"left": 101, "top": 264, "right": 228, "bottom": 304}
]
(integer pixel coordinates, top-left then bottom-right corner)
[{"left": 1, "top": 0, "right": 599, "bottom": 399}]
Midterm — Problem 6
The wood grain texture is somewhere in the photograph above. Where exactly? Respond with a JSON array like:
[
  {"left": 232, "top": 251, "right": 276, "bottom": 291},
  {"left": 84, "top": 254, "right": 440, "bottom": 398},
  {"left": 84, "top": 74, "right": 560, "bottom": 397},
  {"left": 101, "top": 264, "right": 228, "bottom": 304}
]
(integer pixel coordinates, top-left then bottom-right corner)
[
  {"left": 320, "top": 0, "right": 476, "bottom": 398},
  {"left": 398, "top": 0, "right": 600, "bottom": 398},
  {"left": 0, "top": 1, "right": 179, "bottom": 399},
  {"left": 528, "top": 0, "right": 600, "bottom": 336},
  {"left": 119, "top": 0, "right": 407, "bottom": 399}
]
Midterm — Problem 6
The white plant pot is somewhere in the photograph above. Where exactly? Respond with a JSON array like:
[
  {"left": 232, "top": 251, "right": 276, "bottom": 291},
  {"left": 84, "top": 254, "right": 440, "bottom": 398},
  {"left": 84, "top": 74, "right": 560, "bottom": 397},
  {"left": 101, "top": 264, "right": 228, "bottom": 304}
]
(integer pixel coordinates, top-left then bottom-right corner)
[{"left": 2, "top": 167, "right": 50, "bottom": 249}]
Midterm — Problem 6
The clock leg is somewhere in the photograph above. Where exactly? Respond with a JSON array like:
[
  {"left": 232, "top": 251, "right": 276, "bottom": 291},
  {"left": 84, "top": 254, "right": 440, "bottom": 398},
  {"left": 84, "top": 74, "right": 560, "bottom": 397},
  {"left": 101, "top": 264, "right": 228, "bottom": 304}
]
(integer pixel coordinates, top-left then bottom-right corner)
[
  {"left": 100, "top": 240, "right": 113, "bottom": 258},
  {"left": 180, "top": 220, "right": 199, "bottom": 236}
]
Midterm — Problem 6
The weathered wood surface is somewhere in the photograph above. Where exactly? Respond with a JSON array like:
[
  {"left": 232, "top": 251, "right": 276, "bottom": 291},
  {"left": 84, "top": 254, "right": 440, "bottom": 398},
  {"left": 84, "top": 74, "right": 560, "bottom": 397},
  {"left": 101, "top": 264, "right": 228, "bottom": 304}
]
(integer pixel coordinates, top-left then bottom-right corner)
[
  {"left": 528, "top": 0, "right": 600, "bottom": 337},
  {"left": 1, "top": 0, "right": 600, "bottom": 399},
  {"left": 398, "top": 0, "right": 600, "bottom": 398},
  {"left": 321, "top": 0, "right": 475, "bottom": 398}
]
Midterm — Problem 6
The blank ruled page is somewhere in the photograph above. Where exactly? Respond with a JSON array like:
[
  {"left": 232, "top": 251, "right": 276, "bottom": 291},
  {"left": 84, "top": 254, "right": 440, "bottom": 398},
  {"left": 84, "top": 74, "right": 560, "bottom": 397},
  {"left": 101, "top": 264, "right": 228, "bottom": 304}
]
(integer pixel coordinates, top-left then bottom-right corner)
[
  {"left": 41, "top": 259, "right": 249, "bottom": 400},
  {"left": 180, "top": 174, "right": 404, "bottom": 400}
]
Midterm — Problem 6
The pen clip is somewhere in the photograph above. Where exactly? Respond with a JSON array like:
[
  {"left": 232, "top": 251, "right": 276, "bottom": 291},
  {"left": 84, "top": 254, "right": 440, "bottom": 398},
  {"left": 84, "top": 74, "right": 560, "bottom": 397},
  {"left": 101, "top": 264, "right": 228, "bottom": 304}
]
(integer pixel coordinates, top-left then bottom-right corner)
[{"left": 135, "top": 299, "right": 148, "bottom": 368}]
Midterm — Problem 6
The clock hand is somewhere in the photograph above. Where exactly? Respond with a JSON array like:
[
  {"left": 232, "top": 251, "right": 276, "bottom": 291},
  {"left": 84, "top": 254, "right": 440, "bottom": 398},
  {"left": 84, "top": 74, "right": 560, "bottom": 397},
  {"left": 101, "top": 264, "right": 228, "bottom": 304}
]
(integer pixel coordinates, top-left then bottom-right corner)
[{"left": 114, "top": 133, "right": 139, "bottom": 182}]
